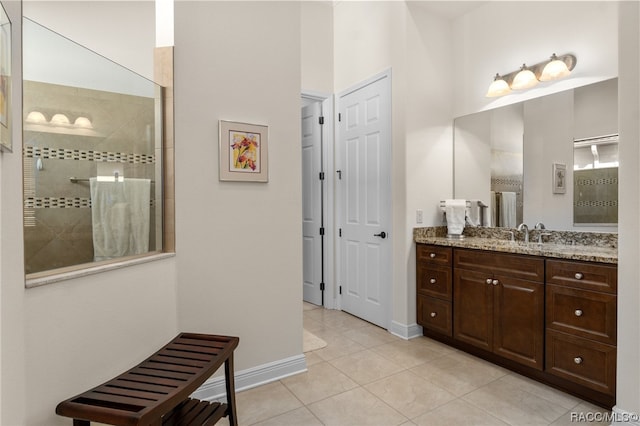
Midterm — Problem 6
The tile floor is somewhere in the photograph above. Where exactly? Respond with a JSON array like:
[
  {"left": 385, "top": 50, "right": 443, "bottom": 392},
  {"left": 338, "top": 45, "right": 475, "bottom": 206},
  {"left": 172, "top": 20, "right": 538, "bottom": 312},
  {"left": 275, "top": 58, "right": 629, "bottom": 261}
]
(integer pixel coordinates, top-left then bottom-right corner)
[{"left": 219, "top": 302, "right": 611, "bottom": 426}]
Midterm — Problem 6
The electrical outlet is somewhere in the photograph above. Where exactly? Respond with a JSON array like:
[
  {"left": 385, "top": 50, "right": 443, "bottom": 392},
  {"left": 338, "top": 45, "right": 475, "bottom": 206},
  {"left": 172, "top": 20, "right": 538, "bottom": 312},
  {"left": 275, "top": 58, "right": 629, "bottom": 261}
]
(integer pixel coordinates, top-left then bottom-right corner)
[{"left": 416, "top": 209, "right": 423, "bottom": 224}]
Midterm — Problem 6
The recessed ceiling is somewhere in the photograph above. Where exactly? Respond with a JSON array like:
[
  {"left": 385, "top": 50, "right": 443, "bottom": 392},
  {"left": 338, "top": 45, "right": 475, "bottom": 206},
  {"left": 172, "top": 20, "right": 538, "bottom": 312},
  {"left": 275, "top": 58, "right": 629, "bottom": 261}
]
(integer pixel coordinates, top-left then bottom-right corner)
[{"left": 409, "top": 1, "right": 489, "bottom": 20}]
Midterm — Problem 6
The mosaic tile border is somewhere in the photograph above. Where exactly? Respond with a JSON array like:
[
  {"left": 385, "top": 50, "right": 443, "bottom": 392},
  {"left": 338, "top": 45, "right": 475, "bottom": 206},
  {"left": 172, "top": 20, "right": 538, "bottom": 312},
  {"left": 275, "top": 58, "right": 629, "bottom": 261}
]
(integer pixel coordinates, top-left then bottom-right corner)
[
  {"left": 23, "top": 146, "right": 155, "bottom": 164},
  {"left": 24, "top": 197, "right": 157, "bottom": 209}
]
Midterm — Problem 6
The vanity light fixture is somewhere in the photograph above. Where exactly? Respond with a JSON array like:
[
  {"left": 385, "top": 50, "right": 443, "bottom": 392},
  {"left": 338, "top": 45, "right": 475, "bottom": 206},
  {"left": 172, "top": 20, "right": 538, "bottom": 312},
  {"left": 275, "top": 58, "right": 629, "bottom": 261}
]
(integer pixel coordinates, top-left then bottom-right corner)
[{"left": 486, "top": 53, "right": 577, "bottom": 97}]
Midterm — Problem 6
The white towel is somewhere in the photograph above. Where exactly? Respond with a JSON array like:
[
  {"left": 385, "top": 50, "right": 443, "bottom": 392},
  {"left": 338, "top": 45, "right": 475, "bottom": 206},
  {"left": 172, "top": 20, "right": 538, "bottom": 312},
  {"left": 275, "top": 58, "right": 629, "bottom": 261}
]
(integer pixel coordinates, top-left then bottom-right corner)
[
  {"left": 500, "top": 192, "right": 517, "bottom": 228},
  {"left": 445, "top": 199, "right": 466, "bottom": 235},
  {"left": 467, "top": 200, "right": 482, "bottom": 227},
  {"left": 90, "top": 178, "right": 151, "bottom": 261}
]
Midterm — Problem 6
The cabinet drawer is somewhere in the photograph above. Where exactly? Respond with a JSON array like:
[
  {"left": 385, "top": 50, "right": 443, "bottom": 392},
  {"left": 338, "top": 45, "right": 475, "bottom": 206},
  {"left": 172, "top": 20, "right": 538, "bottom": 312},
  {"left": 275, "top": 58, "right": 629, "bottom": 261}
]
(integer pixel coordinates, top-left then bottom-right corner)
[
  {"left": 454, "top": 248, "right": 544, "bottom": 282},
  {"left": 417, "top": 244, "right": 452, "bottom": 266},
  {"left": 546, "top": 284, "right": 616, "bottom": 345},
  {"left": 417, "top": 264, "right": 452, "bottom": 300},
  {"left": 417, "top": 295, "right": 452, "bottom": 336},
  {"left": 546, "top": 330, "right": 616, "bottom": 396},
  {"left": 546, "top": 259, "right": 617, "bottom": 294}
]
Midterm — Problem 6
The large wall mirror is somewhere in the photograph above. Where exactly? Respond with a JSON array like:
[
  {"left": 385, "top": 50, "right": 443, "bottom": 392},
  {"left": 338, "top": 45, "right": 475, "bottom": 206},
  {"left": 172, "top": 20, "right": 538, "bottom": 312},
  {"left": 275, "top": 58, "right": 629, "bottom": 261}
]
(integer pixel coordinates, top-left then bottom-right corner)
[
  {"left": 454, "top": 78, "right": 618, "bottom": 232},
  {"left": 22, "top": 18, "right": 164, "bottom": 278}
]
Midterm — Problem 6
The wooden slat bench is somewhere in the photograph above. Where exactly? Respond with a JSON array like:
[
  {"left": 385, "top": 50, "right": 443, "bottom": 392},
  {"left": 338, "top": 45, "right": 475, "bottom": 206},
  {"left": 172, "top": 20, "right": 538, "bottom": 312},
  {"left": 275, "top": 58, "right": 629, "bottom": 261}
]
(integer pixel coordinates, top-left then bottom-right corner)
[{"left": 56, "top": 333, "right": 239, "bottom": 426}]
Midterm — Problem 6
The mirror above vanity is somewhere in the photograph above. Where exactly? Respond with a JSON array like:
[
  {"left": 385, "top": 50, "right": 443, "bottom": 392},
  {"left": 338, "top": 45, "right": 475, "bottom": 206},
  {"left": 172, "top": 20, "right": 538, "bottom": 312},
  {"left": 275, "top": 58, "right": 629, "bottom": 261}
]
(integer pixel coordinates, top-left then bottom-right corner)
[{"left": 453, "top": 78, "right": 618, "bottom": 232}]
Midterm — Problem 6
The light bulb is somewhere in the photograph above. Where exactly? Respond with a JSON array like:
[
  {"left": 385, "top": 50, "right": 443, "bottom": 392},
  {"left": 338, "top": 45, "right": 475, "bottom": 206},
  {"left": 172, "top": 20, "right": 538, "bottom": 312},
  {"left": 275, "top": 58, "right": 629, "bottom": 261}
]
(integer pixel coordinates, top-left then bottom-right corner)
[
  {"left": 540, "top": 54, "right": 571, "bottom": 82},
  {"left": 511, "top": 64, "right": 538, "bottom": 90},
  {"left": 486, "top": 74, "right": 511, "bottom": 97}
]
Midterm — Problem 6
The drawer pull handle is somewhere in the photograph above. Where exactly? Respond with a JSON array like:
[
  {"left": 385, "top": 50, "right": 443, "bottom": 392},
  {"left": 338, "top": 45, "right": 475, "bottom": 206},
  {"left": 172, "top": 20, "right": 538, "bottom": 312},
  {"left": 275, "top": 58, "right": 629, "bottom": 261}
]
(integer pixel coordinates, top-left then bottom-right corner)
[
  {"left": 574, "top": 356, "right": 583, "bottom": 365},
  {"left": 486, "top": 278, "right": 493, "bottom": 285},
  {"left": 575, "top": 309, "right": 583, "bottom": 317},
  {"left": 430, "top": 312, "right": 437, "bottom": 318},
  {"left": 492, "top": 279, "right": 499, "bottom": 286},
  {"left": 430, "top": 278, "right": 437, "bottom": 284},
  {"left": 574, "top": 272, "right": 584, "bottom": 280},
  {"left": 430, "top": 253, "right": 436, "bottom": 259}
]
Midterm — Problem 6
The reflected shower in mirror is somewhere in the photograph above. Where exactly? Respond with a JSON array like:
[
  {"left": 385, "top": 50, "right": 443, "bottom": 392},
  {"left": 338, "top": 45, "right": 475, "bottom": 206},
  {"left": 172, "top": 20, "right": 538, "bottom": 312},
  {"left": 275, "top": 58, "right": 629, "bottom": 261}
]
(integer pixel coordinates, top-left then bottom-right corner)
[{"left": 573, "top": 134, "right": 618, "bottom": 225}]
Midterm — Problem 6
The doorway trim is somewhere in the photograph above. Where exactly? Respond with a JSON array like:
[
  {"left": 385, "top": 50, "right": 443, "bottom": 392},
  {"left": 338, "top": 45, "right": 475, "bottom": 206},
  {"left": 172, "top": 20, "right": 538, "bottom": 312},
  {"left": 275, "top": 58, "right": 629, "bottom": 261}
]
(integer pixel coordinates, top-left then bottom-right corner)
[{"left": 301, "top": 90, "right": 336, "bottom": 309}]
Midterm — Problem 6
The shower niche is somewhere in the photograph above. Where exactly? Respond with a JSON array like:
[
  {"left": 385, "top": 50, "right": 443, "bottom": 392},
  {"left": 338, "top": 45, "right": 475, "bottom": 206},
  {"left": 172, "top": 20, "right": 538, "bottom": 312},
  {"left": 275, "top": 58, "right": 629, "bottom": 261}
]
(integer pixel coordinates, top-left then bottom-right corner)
[{"left": 22, "top": 18, "right": 164, "bottom": 276}]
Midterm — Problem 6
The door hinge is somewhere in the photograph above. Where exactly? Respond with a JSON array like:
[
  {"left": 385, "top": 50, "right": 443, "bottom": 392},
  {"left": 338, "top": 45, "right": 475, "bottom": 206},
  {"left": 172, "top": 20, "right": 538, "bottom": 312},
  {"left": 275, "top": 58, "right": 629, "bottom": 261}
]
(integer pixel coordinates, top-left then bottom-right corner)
[
  {"left": 319, "top": 116, "right": 325, "bottom": 125},
  {"left": 339, "top": 228, "right": 342, "bottom": 237},
  {"left": 339, "top": 285, "right": 342, "bottom": 295},
  {"left": 320, "top": 282, "right": 325, "bottom": 291},
  {"left": 319, "top": 171, "right": 325, "bottom": 181},
  {"left": 320, "top": 227, "right": 325, "bottom": 236},
  {"left": 338, "top": 113, "right": 342, "bottom": 122}
]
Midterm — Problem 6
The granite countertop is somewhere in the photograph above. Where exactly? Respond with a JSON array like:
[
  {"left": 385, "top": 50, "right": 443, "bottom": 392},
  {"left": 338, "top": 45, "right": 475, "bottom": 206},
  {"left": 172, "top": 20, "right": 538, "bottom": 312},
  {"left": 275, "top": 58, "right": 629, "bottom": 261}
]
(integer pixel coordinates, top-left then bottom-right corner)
[{"left": 414, "top": 227, "right": 618, "bottom": 264}]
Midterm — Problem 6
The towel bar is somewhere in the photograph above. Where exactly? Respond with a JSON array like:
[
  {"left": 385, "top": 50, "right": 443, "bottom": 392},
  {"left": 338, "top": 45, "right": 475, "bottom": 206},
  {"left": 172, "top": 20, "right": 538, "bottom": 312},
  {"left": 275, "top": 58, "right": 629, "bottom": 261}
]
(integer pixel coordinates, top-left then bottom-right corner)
[{"left": 69, "top": 176, "right": 156, "bottom": 184}]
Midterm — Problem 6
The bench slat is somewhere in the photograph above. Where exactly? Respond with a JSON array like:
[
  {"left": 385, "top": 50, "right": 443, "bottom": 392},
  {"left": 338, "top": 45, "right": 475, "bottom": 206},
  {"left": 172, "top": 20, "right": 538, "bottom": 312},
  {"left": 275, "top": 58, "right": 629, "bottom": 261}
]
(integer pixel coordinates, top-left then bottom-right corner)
[
  {"left": 144, "top": 360, "right": 204, "bottom": 375},
  {"left": 117, "top": 373, "right": 186, "bottom": 389},
  {"left": 111, "top": 377, "right": 178, "bottom": 394},
  {"left": 148, "top": 355, "right": 209, "bottom": 369},
  {"left": 131, "top": 366, "right": 195, "bottom": 381},
  {"left": 94, "top": 384, "right": 166, "bottom": 402}
]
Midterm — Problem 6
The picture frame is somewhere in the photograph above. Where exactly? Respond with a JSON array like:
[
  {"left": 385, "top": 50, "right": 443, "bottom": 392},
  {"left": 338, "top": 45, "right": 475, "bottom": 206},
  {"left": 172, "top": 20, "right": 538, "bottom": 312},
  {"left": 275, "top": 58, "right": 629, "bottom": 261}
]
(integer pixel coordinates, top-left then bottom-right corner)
[
  {"left": 219, "top": 120, "right": 268, "bottom": 182},
  {"left": 0, "top": 2, "right": 11, "bottom": 152},
  {"left": 552, "top": 162, "right": 566, "bottom": 194}
]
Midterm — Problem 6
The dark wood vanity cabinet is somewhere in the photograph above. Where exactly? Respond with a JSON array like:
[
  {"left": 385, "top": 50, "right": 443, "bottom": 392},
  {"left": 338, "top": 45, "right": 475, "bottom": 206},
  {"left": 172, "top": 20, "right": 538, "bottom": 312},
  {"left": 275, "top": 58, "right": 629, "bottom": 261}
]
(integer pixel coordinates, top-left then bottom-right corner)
[
  {"left": 415, "top": 243, "right": 618, "bottom": 408},
  {"left": 416, "top": 245, "right": 453, "bottom": 336},
  {"left": 545, "top": 259, "right": 617, "bottom": 397},
  {"left": 453, "top": 249, "right": 544, "bottom": 370}
]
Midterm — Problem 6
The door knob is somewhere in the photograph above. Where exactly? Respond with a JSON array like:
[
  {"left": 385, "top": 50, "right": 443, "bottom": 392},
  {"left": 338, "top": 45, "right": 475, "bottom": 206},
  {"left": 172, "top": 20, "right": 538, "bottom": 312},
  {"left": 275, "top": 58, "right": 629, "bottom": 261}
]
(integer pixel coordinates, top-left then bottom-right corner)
[{"left": 374, "top": 231, "right": 387, "bottom": 239}]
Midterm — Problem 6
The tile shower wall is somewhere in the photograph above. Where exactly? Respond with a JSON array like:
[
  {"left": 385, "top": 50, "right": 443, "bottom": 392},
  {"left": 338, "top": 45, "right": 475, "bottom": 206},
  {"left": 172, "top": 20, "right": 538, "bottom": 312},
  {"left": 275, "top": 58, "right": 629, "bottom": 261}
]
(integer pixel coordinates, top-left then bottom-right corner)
[
  {"left": 23, "top": 81, "right": 158, "bottom": 274},
  {"left": 574, "top": 167, "right": 618, "bottom": 224}
]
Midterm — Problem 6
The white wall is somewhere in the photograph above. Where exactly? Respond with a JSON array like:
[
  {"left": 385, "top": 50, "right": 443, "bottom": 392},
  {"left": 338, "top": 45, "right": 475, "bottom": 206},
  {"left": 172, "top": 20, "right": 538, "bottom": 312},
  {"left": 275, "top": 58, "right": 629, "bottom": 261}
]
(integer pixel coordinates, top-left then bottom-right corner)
[
  {"left": 23, "top": 1, "right": 155, "bottom": 81},
  {"left": 1, "top": 2, "right": 178, "bottom": 425},
  {"left": 452, "top": 1, "right": 618, "bottom": 117},
  {"left": 616, "top": 1, "right": 640, "bottom": 420},
  {"left": 334, "top": 2, "right": 454, "bottom": 331},
  {"left": 523, "top": 90, "right": 574, "bottom": 229},
  {"left": 174, "top": 1, "right": 304, "bottom": 372},
  {"left": 301, "top": 1, "right": 333, "bottom": 94}
]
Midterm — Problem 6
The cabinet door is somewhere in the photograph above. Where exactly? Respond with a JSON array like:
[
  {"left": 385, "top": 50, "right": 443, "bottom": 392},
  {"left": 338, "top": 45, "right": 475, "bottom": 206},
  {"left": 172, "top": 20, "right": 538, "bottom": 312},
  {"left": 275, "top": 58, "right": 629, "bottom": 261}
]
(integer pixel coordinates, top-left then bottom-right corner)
[
  {"left": 493, "top": 275, "right": 544, "bottom": 370},
  {"left": 454, "top": 268, "right": 493, "bottom": 351}
]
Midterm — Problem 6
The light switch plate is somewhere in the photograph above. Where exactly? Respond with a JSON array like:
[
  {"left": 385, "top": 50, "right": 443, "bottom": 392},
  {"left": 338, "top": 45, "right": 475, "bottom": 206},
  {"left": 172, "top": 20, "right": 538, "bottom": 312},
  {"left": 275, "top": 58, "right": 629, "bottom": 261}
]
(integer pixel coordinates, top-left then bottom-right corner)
[{"left": 416, "top": 209, "right": 423, "bottom": 224}]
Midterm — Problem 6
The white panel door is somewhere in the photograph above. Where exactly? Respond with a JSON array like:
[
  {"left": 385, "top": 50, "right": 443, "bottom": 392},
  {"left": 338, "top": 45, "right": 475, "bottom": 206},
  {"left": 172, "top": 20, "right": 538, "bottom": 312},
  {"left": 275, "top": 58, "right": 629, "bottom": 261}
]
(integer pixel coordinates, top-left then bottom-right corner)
[
  {"left": 338, "top": 74, "right": 391, "bottom": 328},
  {"left": 302, "top": 101, "right": 323, "bottom": 306}
]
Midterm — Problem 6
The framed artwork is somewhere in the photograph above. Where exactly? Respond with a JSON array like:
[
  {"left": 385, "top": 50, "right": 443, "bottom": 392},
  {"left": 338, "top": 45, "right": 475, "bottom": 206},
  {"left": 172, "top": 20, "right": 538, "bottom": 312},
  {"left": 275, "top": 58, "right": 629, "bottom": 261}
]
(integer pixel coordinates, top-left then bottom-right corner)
[
  {"left": 0, "top": 2, "right": 10, "bottom": 152},
  {"left": 552, "top": 162, "right": 566, "bottom": 194},
  {"left": 219, "top": 120, "right": 268, "bottom": 182}
]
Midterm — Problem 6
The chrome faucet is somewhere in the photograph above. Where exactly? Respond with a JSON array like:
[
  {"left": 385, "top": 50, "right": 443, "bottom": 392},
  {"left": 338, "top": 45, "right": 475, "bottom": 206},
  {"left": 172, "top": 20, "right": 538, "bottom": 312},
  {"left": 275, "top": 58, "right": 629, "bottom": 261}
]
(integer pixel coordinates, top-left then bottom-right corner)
[
  {"left": 534, "top": 222, "right": 546, "bottom": 230},
  {"left": 517, "top": 223, "right": 529, "bottom": 243}
]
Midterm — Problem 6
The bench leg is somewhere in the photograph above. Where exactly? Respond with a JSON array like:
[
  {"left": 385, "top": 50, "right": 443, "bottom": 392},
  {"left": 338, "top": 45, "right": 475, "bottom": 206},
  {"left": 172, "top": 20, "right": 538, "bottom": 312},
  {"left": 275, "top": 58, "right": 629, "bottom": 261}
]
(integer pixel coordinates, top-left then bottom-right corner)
[{"left": 224, "top": 353, "right": 238, "bottom": 426}]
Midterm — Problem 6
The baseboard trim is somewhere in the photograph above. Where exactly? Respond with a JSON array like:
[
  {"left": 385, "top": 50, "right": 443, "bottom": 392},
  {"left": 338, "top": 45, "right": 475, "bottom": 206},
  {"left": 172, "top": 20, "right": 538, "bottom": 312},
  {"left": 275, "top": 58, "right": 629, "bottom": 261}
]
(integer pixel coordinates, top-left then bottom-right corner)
[
  {"left": 191, "top": 354, "right": 308, "bottom": 401},
  {"left": 389, "top": 321, "right": 423, "bottom": 340},
  {"left": 610, "top": 406, "right": 640, "bottom": 425}
]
